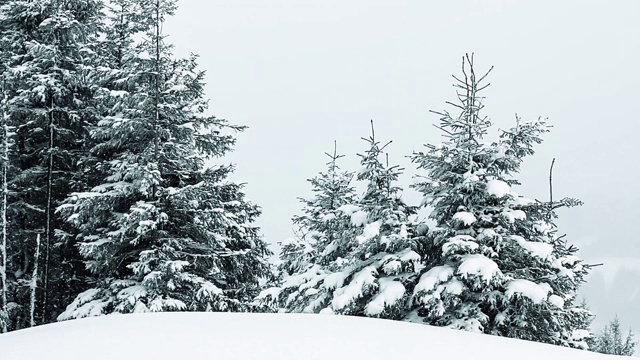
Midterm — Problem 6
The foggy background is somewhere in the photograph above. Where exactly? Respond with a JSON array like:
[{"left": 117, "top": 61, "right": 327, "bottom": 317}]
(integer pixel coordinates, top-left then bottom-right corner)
[{"left": 164, "top": 0, "right": 640, "bottom": 334}]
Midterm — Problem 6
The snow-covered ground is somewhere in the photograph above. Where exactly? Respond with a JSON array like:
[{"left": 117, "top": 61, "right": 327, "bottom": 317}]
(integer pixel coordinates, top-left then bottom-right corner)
[{"left": 0, "top": 313, "right": 622, "bottom": 360}]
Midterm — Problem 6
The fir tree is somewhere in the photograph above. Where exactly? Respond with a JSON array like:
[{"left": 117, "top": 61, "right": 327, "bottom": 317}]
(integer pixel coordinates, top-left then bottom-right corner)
[
  {"left": 591, "top": 316, "right": 637, "bottom": 356},
  {"left": 258, "top": 141, "right": 356, "bottom": 311},
  {"left": 277, "top": 141, "right": 356, "bottom": 277},
  {"left": 0, "top": 0, "right": 103, "bottom": 329},
  {"left": 409, "top": 54, "right": 591, "bottom": 347},
  {"left": 315, "top": 121, "right": 422, "bottom": 319},
  {"left": 262, "top": 123, "right": 423, "bottom": 319},
  {"left": 57, "top": 0, "right": 271, "bottom": 320}
]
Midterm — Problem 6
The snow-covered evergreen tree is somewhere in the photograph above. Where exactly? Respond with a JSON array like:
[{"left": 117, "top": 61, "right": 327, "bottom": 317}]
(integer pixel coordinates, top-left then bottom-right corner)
[
  {"left": 408, "top": 54, "right": 591, "bottom": 347},
  {"left": 591, "top": 316, "right": 637, "bottom": 356},
  {"left": 261, "top": 123, "right": 424, "bottom": 319},
  {"left": 57, "top": 0, "right": 271, "bottom": 320},
  {"left": 258, "top": 141, "right": 356, "bottom": 311},
  {"left": 0, "top": 0, "right": 103, "bottom": 328},
  {"left": 277, "top": 141, "right": 356, "bottom": 278}
]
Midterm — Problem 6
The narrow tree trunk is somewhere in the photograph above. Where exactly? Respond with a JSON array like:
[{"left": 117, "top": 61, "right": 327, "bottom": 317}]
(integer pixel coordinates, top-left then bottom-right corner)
[
  {"left": 0, "top": 86, "right": 9, "bottom": 333},
  {"left": 117, "top": 7, "right": 125, "bottom": 69},
  {"left": 153, "top": 0, "right": 161, "bottom": 186},
  {"left": 42, "top": 92, "right": 54, "bottom": 323},
  {"left": 152, "top": 0, "right": 162, "bottom": 239},
  {"left": 30, "top": 234, "right": 41, "bottom": 327}
]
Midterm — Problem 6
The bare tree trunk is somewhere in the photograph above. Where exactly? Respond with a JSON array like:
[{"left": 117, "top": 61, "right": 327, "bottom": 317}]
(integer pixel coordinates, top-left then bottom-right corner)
[
  {"left": 42, "top": 93, "right": 54, "bottom": 324},
  {"left": 152, "top": 0, "right": 162, "bottom": 240},
  {"left": 0, "top": 86, "right": 9, "bottom": 333},
  {"left": 30, "top": 234, "right": 41, "bottom": 327},
  {"left": 153, "top": 0, "right": 161, "bottom": 192}
]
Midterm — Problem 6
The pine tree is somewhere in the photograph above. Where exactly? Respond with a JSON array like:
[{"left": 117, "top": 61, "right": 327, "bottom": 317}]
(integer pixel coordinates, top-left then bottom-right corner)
[
  {"left": 591, "top": 316, "right": 637, "bottom": 356},
  {"left": 0, "top": 0, "right": 103, "bottom": 329},
  {"left": 262, "top": 123, "right": 423, "bottom": 319},
  {"left": 409, "top": 54, "right": 591, "bottom": 347},
  {"left": 52, "top": 0, "right": 153, "bottom": 317},
  {"left": 57, "top": 0, "right": 271, "bottom": 320}
]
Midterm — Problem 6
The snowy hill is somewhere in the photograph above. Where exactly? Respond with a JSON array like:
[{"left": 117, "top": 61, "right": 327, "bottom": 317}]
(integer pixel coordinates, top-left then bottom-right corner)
[{"left": 0, "top": 313, "right": 622, "bottom": 360}]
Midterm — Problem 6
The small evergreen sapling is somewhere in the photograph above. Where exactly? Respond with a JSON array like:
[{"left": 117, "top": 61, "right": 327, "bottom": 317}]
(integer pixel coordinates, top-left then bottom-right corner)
[
  {"left": 315, "top": 121, "right": 422, "bottom": 319},
  {"left": 259, "top": 141, "right": 356, "bottom": 311},
  {"left": 591, "top": 315, "right": 637, "bottom": 356},
  {"left": 263, "top": 122, "right": 424, "bottom": 319},
  {"left": 280, "top": 141, "right": 356, "bottom": 273}
]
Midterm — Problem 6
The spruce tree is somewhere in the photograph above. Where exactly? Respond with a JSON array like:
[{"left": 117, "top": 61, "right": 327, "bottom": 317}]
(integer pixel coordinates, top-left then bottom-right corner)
[
  {"left": 591, "top": 316, "right": 637, "bottom": 356},
  {"left": 0, "top": 0, "right": 102, "bottom": 329},
  {"left": 409, "top": 54, "right": 591, "bottom": 347},
  {"left": 262, "top": 123, "right": 423, "bottom": 319},
  {"left": 57, "top": 0, "right": 271, "bottom": 320},
  {"left": 259, "top": 141, "right": 357, "bottom": 312},
  {"left": 315, "top": 121, "right": 422, "bottom": 319},
  {"left": 277, "top": 141, "right": 356, "bottom": 277}
]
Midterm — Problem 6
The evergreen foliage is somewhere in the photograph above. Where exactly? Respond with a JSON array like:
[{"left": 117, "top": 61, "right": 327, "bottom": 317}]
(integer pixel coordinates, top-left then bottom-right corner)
[
  {"left": 0, "top": 0, "right": 614, "bottom": 346},
  {"left": 277, "top": 141, "right": 356, "bottom": 278},
  {"left": 591, "top": 316, "right": 637, "bottom": 356},
  {"left": 259, "top": 141, "right": 356, "bottom": 312},
  {"left": 408, "top": 54, "right": 592, "bottom": 348},
  {"left": 261, "top": 123, "right": 424, "bottom": 319},
  {"left": 56, "top": 0, "right": 271, "bottom": 320},
  {"left": 0, "top": 0, "right": 102, "bottom": 329}
]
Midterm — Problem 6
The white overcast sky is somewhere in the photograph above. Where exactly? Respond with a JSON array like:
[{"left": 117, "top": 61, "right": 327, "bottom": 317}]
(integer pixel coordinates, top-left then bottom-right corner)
[{"left": 164, "top": 0, "right": 640, "bottom": 332}]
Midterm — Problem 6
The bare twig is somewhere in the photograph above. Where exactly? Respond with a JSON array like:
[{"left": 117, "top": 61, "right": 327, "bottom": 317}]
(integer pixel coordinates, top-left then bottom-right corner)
[
  {"left": 370, "top": 119, "right": 375, "bottom": 143},
  {"left": 549, "top": 158, "right": 556, "bottom": 206}
]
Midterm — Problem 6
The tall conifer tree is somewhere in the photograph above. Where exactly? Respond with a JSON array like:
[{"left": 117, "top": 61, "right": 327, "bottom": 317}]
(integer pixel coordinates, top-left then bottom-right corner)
[
  {"left": 58, "top": 0, "right": 271, "bottom": 320},
  {"left": 0, "top": 0, "right": 102, "bottom": 329}
]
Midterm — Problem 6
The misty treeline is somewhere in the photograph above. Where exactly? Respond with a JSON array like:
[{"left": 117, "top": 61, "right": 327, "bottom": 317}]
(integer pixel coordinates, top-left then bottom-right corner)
[{"left": 0, "top": 0, "right": 635, "bottom": 356}]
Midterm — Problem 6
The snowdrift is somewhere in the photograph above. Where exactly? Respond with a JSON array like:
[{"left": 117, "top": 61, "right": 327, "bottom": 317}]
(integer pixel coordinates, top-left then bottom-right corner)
[{"left": 0, "top": 313, "right": 619, "bottom": 359}]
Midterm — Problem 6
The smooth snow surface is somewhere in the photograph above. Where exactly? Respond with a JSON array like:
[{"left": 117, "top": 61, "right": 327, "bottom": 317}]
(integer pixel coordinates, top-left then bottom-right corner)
[{"left": 0, "top": 313, "right": 615, "bottom": 360}]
